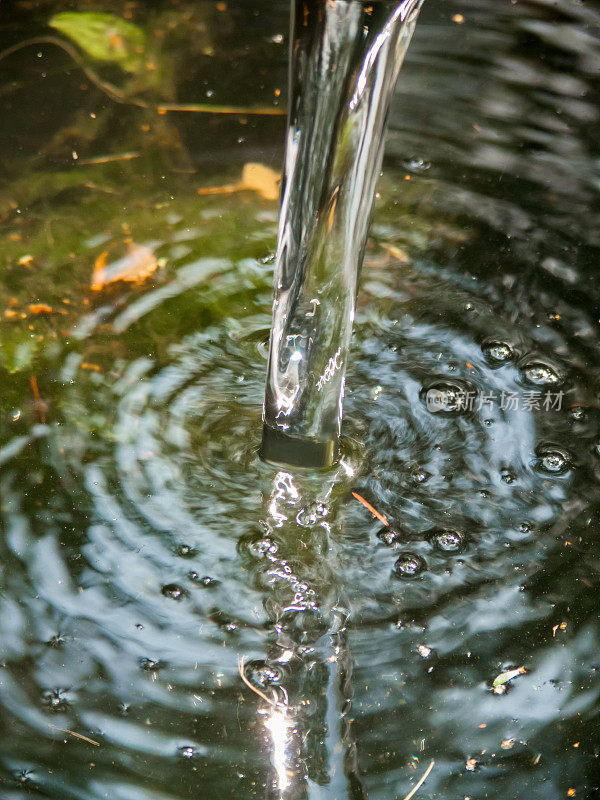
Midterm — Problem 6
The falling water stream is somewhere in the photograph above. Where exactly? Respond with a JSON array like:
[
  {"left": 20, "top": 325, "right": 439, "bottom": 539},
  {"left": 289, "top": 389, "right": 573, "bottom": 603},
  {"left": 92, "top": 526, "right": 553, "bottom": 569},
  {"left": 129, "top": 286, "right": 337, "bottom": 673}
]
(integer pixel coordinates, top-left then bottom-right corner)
[
  {"left": 262, "top": 0, "right": 423, "bottom": 469},
  {"left": 2, "top": 1, "right": 600, "bottom": 799}
]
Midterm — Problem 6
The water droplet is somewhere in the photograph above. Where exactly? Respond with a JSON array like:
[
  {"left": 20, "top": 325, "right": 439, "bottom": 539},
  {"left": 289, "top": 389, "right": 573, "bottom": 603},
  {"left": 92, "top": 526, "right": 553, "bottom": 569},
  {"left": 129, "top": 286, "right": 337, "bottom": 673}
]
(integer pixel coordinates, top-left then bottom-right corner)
[
  {"left": 570, "top": 406, "right": 587, "bottom": 422},
  {"left": 244, "top": 660, "right": 283, "bottom": 689},
  {"left": 421, "top": 379, "right": 477, "bottom": 415},
  {"left": 428, "top": 528, "right": 465, "bottom": 553},
  {"left": 176, "top": 544, "right": 196, "bottom": 558},
  {"left": 178, "top": 745, "right": 198, "bottom": 759},
  {"left": 519, "top": 357, "right": 562, "bottom": 387},
  {"left": 500, "top": 467, "right": 517, "bottom": 484},
  {"left": 535, "top": 445, "right": 572, "bottom": 475},
  {"left": 162, "top": 583, "right": 187, "bottom": 600},
  {"left": 481, "top": 340, "right": 514, "bottom": 363},
  {"left": 393, "top": 552, "right": 426, "bottom": 578}
]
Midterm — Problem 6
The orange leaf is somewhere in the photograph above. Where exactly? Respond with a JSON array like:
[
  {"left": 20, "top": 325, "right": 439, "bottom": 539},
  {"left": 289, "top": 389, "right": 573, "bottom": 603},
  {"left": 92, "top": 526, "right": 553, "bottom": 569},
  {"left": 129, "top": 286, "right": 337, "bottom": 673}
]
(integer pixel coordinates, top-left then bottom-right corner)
[
  {"left": 28, "top": 303, "right": 53, "bottom": 315},
  {"left": 91, "top": 242, "right": 160, "bottom": 291}
]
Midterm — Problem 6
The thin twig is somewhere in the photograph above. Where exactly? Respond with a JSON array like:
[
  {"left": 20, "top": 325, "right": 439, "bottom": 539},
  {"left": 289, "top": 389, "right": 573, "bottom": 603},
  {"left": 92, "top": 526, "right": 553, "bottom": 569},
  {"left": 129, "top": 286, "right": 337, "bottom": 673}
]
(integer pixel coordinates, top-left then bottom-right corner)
[
  {"left": 0, "top": 37, "right": 285, "bottom": 116},
  {"left": 157, "top": 103, "right": 285, "bottom": 116},
  {"left": 351, "top": 491, "right": 389, "bottom": 526},
  {"left": 238, "top": 656, "right": 275, "bottom": 707},
  {"left": 401, "top": 759, "right": 435, "bottom": 800},
  {"left": 48, "top": 724, "right": 100, "bottom": 747}
]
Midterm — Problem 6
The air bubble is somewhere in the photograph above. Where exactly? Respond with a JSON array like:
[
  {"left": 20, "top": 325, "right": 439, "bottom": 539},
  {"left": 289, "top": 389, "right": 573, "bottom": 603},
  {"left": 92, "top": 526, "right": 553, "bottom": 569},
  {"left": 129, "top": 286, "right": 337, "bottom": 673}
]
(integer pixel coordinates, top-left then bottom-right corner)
[
  {"left": 519, "top": 521, "right": 533, "bottom": 534},
  {"left": 411, "top": 468, "right": 431, "bottom": 484},
  {"left": 239, "top": 533, "right": 279, "bottom": 560},
  {"left": 190, "top": 573, "right": 220, "bottom": 588},
  {"left": 428, "top": 528, "right": 465, "bottom": 553},
  {"left": 162, "top": 583, "right": 187, "bottom": 600},
  {"left": 244, "top": 660, "right": 283, "bottom": 688},
  {"left": 42, "top": 689, "right": 70, "bottom": 713},
  {"left": 421, "top": 379, "right": 478, "bottom": 415},
  {"left": 481, "top": 340, "right": 514, "bottom": 363},
  {"left": 535, "top": 445, "right": 572, "bottom": 475},
  {"left": 140, "top": 658, "right": 162, "bottom": 672},
  {"left": 176, "top": 544, "right": 196, "bottom": 558},
  {"left": 377, "top": 527, "right": 404, "bottom": 546},
  {"left": 519, "top": 356, "right": 562, "bottom": 387},
  {"left": 500, "top": 467, "right": 517, "bottom": 484},
  {"left": 393, "top": 552, "right": 426, "bottom": 578},
  {"left": 178, "top": 746, "right": 198, "bottom": 759},
  {"left": 296, "top": 503, "right": 328, "bottom": 527},
  {"left": 403, "top": 157, "right": 431, "bottom": 172}
]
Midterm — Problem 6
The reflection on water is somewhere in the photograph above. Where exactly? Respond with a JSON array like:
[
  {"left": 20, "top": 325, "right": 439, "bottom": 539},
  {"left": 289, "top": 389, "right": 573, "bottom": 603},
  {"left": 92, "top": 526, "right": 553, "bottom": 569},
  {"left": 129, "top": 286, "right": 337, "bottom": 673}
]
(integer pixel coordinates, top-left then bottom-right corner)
[{"left": 2, "top": 1, "right": 600, "bottom": 799}]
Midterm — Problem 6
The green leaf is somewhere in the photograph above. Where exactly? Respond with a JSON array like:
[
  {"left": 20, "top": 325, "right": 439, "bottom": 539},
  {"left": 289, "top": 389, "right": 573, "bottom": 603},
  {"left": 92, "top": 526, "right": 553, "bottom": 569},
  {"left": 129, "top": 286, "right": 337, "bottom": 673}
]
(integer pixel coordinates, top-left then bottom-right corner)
[
  {"left": 492, "top": 666, "right": 526, "bottom": 687},
  {"left": 49, "top": 12, "right": 147, "bottom": 74}
]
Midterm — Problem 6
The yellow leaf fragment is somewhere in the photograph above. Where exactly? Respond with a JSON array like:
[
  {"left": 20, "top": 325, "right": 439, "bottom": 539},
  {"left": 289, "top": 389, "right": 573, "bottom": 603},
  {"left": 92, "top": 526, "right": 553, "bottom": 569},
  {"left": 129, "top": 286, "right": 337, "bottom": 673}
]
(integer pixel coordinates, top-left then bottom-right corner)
[
  {"left": 239, "top": 163, "right": 280, "bottom": 200},
  {"left": 91, "top": 242, "right": 160, "bottom": 291},
  {"left": 380, "top": 242, "right": 410, "bottom": 263},
  {"left": 197, "top": 162, "right": 280, "bottom": 201}
]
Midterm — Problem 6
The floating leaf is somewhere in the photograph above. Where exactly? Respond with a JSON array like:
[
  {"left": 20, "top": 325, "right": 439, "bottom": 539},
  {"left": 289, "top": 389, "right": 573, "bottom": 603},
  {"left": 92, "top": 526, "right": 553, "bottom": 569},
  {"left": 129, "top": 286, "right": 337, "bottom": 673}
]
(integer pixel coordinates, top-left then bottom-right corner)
[
  {"left": 49, "top": 12, "right": 147, "bottom": 74},
  {"left": 91, "top": 242, "right": 160, "bottom": 291},
  {"left": 492, "top": 666, "right": 527, "bottom": 688}
]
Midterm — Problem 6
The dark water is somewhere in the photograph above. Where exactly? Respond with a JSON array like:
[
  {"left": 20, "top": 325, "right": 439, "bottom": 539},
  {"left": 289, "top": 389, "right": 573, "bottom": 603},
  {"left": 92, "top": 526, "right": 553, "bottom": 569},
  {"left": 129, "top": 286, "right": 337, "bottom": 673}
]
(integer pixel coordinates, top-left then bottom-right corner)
[{"left": 1, "top": 1, "right": 600, "bottom": 798}]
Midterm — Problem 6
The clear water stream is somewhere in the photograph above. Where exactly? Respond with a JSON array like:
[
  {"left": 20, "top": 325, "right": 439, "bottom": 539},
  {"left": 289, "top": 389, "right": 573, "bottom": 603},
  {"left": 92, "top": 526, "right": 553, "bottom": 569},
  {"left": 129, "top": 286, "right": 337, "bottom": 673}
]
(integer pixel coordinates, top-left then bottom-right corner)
[{"left": 262, "top": 0, "right": 422, "bottom": 469}]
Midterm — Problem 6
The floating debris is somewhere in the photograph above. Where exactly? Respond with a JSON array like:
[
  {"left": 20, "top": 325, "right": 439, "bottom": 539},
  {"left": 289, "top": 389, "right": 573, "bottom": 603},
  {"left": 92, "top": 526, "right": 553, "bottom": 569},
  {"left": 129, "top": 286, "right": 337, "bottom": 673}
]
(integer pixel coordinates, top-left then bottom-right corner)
[{"left": 493, "top": 666, "right": 527, "bottom": 691}]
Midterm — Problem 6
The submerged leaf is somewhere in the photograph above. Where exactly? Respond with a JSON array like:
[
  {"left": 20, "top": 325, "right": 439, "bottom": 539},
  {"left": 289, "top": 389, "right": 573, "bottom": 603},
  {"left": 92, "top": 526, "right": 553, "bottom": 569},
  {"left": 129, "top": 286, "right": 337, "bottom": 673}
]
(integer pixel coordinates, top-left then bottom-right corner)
[
  {"left": 49, "top": 12, "right": 147, "bottom": 74},
  {"left": 91, "top": 242, "right": 160, "bottom": 291},
  {"left": 196, "top": 163, "right": 280, "bottom": 202},
  {"left": 239, "top": 163, "right": 280, "bottom": 201}
]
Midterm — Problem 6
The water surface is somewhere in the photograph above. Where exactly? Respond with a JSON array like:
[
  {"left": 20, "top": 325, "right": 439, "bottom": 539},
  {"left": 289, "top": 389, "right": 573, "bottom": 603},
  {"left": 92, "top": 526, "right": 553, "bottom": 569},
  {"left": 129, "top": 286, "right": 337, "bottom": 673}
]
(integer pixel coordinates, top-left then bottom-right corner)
[{"left": 1, "top": 1, "right": 600, "bottom": 798}]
